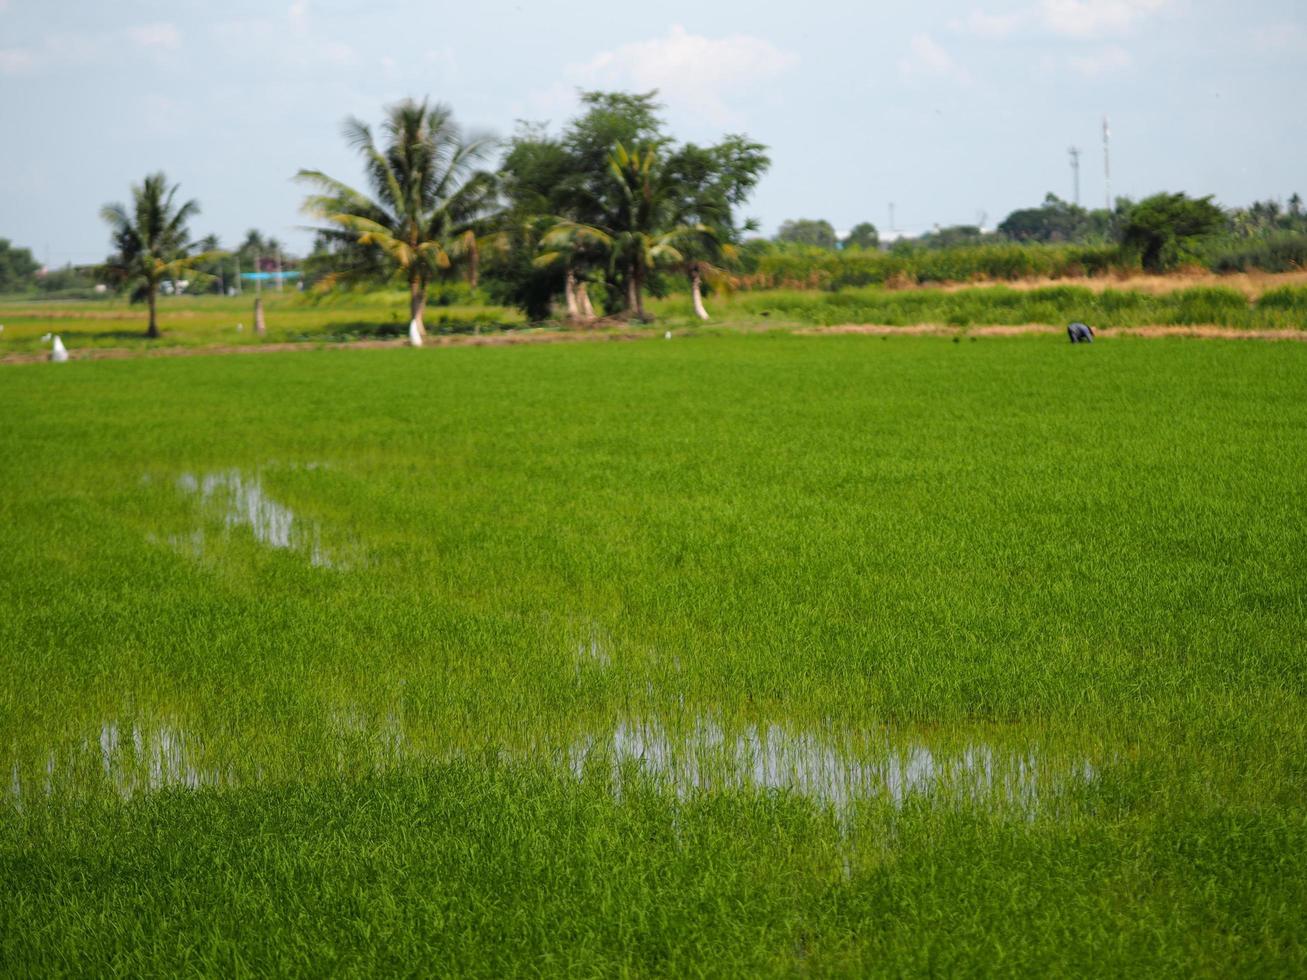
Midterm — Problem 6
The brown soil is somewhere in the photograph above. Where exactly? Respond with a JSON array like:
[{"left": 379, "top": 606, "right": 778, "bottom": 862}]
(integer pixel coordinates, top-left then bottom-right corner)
[
  {"left": 6, "top": 322, "right": 1304, "bottom": 366},
  {"left": 799, "top": 323, "right": 1307, "bottom": 342},
  {"left": 927, "top": 269, "right": 1307, "bottom": 299}
]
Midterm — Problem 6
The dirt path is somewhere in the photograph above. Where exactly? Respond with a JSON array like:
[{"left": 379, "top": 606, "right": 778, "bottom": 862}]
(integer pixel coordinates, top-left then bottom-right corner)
[
  {"left": 0, "top": 330, "right": 645, "bottom": 365},
  {"left": 5, "top": 322, "right": 1305, "bottom": 365},
  {"left": 798, "top": 324, "right": 1307, "bottom": 342}
]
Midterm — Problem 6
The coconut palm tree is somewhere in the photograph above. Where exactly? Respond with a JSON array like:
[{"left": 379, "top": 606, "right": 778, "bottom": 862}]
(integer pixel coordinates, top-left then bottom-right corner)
[
  {"left": 296, "top": 98, "right": 497, "bottom": 340},
  {"left": 540, "top": 144, "right": 697, "bottom": 321},
  {"left": 100, "top": 173, "right": 206, "bottom": 338}
]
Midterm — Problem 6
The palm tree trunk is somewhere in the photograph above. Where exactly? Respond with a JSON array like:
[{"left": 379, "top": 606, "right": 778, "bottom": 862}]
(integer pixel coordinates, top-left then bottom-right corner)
[
  {"left": 409, "top": 275, "right": 427, "bottom": 339},
  {"left": 467, "top": 239, "right": 479, "bottom": 291},
  {"left": 564, "top": 266, "right": 579, "bottom": 318},
  {"left": 627, "top": 265, "right": 641, "bottom": 319},
  {"left": 578, "top": 280, "right": 595, "bottom": 321},
  {"left": 690, "top": 266, "right": 710, "bottom": 321},
  {"left": 147, "top": 285, "right": 159, "bottom": 339},
  {"left": 632, "top": 263, "right": 647, "bottom": 321}
]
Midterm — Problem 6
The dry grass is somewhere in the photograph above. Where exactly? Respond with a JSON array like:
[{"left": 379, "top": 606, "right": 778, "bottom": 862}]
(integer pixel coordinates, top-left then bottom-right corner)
[
  {"left": 799, "top": 323, "right": 1307, "bottom": 342},
  {"left": 930, "top": 268, "right": 1307, "bottom": 298}
]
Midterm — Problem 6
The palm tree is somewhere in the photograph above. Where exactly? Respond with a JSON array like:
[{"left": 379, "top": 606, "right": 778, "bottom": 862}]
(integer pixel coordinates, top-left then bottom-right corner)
[
  {"left": 540, "top": 144, "right": 693, "bottom": 321},
  {"left": 100, "top": 173, "right": 205, "bottom": 338},
  {"left": 296, "top": 98, "right": 497, "bottom": 340}
]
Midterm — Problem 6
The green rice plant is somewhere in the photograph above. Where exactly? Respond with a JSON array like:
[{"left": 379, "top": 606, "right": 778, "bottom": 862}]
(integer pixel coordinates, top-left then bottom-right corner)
[
  {"left": 1164, "top": 286, "right": 1253, "bottom": 326},
  {"left": 1, "top": 334, "right": 1305, "bottom": 973}
]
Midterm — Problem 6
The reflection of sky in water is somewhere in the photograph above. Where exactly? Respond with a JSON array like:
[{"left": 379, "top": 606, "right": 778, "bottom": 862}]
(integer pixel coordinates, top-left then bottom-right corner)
[
  {"left": 568, "top": 717, "right": 1092, "bottom": 811},
  {"left": 14, "top": 712, "right": 1097, "bottom": 817},
  {"left": 168, "top": 469, "right": 335, "bottom": 568}
]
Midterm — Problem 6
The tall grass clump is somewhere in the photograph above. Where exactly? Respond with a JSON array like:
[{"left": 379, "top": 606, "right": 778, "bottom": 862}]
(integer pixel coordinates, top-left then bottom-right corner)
[
  {"left": 743, "top": 243, "right": 1124, "bottom": 290},
  {"left": 675, "top": 282, "right": 1299, "bottom": 329}
]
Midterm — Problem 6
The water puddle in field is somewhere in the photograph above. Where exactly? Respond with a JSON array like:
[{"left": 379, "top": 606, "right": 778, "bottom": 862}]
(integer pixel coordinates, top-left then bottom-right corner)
[
  {"left": 156, "top": 467, "right": 343, "bottom": 568},
  {"left": 567, "top": 716, "right": 1095, "bottom": 811},
  {"left": 9, "top": 711, "right": 1098, "bottom": 816}
]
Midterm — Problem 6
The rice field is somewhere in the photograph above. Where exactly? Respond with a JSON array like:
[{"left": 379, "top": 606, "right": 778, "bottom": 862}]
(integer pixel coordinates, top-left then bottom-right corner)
[
  {"left": 2, "top": 334, "right": 1305, "bottom": 975},
  {"left": 2, "top": 273, "right": 1305, "bottom": 363}
]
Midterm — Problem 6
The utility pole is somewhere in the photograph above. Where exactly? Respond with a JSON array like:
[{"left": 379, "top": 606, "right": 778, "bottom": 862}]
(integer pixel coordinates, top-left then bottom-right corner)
[
  {"left": 1068, "top": 146, "right": 1081, "bottom": 206},
  {"left": 1102, "top": 116, "right": 1112, "bottom": 212},
  {"left": 888, "top": 202, "right": 896, "bottom": 233},
  {"left": 254, "top": 250, "right": 262, "bottom": 296},
  {"left": 275, "top": 248, "right": 283, "bottom": 293},
  {"left": 235, "top": 254, "right": 242, "bottom": 295}
]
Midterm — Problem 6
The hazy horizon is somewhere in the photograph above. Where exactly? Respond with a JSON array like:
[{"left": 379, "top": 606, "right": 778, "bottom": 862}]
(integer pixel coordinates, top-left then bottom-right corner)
[{"left": 2, "top": 0, "right": 1304, "bottom": 266}]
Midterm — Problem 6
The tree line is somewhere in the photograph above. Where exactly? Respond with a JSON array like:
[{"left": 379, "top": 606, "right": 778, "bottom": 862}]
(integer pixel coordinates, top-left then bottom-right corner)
[{"left": 4, "top": 90, "right": 1304, "bottom": 336}]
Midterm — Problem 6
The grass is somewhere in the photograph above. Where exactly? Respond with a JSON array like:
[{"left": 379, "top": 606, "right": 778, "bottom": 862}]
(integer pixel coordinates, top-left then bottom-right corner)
[
  {"left": 3, "top": 276, "right": 1305, "bottom": 361},
  {"left": 2, "top": 335, "right": 1305, "bottom": 975},
  {"left": 0, "top": 289, "right": 524, "bottom": 354},
  {"left": 651, "top": 282, "right": 1307, "bottom": 330}
]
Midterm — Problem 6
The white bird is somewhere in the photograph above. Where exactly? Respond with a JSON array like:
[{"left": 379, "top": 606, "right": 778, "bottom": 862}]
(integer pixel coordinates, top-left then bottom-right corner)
[
  {"left": 50, "top": 335, "right": 69, "bottom": 363},
  {"left": 408, "top": 318, "right": 424, "bottom": 347},
  {"left": 664, "top": 330, "right": 672, "bottom": 340}
]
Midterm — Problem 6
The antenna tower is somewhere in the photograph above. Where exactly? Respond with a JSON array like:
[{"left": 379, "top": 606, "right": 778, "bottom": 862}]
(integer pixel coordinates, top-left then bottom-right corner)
[{"left": 1102, "top": 116, "right": 1112, "bottom": 211}]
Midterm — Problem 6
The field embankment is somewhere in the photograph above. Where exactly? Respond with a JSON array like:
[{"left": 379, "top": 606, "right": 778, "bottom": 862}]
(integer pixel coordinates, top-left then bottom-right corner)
[{"left": 2, "top": 276, "right": 1304, "bottom": 361}]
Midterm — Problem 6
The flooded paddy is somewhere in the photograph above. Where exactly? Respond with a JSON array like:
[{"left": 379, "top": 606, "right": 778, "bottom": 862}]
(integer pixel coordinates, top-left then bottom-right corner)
[{"left": 3, "top": 337, "right": 1304, "bottom": 975}]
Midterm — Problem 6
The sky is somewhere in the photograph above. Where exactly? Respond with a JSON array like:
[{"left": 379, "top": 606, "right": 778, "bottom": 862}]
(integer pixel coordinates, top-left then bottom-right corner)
[{"left": 2, "top": 0, "right": 1305, "bottom": 266}]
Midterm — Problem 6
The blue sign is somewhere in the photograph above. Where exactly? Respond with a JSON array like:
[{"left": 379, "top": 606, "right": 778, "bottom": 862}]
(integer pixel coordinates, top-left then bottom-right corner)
[{"left": 240, "top": 271, "right": 302, "bottom": 281}]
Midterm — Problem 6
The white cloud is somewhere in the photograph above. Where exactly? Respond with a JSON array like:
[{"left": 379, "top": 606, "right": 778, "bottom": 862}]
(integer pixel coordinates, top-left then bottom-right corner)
[
  {"left": 288, "top": 0, "right": 309, "bottom": 32},
  {"left": 0, "top": 47, "right": 35, "bottom": 74},
  {"left": 1039, "top": 0, "right": 1171, "bottom": 38},
  {"left": 948, "top": 9, "right": 1028, "bottom": 38},
  {"left": 1067, "top": 45, "right": 1131, "bottom": 75},
  {"left": 898, "top": 33, "right": 971, "bottom": 84},
  {"left": 127, "top": 22, "right": 181, "bottom": 49},
  {"left": 567, "top": 26, "right": 798, "bottom": 125}
]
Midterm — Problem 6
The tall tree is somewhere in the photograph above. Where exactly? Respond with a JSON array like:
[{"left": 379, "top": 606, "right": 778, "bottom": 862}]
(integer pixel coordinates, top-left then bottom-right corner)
[
  {"left": 664, "top": 136, "right": 768, "bottom": 319},
  {"left": 541, "top": 143, "right": 692, "bottom": 321},
  {"left": 1120, "top": 193, "right": 1225, "bottom": 272},
  {"left": 100, "top": 173, "right": 206, "bottom": 338},
  {"left": 296, "top": 98, "right": 497, "bottom": 339},
  {"left": 843, "top": 222, "right": 880, "bottom": 250},
  {"left": 776, "top": 218, "right": 838, "bottom": 249},
  {"left": 0, "top": 239, "right": 40, "bottom": 293}
]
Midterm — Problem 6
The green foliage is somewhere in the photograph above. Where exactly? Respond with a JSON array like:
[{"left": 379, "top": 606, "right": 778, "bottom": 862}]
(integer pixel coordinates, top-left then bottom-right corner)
[
  {"left": 493, "top": 92, "right": 768, "bottom": 321},
  {"left": 843, "top": 222, "right": 879, "bottom": 250},
  {"left": 1206, "top": 232, "right": 1307, "bottom": 274},
  {"left": 0, "top": 238, "right": 40, "bottom": 293},
  {"left": 100, "top": 172, "right": 208, "bottom": 337},
  {"left": 776, "top": 217, "right": 838, "bottom": 249},
  {"left": 744, "top": 241, "right": 1123, "bottom": 289},
  {"left": 998, "top": 193, "right": 1115, "bottom": 244},
  {"left": 649, "top": 281, "right": 1304, "bottom": 330},
  {"left": 296, "top": 98, "right": 498, "bottom": 335},
  {"left": 1120, "top": 192, "right": 1226, "bottom": 272}
]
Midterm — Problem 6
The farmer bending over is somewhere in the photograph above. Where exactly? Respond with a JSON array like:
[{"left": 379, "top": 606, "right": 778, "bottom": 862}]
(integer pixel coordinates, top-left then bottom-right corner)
[{"left": 1067, "top": 321, "right": 1095, "bottom": 343}]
